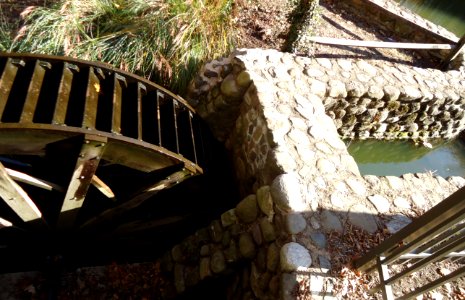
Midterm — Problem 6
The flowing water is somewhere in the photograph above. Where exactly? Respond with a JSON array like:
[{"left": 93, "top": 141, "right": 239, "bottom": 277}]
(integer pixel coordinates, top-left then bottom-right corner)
[
  {"left": 347, "top": 139, "right": 465, "bottom": 177},
  {"left": 396, "top": 0, "right": 465, "bottom": 36}
]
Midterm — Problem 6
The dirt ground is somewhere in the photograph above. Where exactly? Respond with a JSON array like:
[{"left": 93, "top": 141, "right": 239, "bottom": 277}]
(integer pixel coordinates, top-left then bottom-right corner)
[{"left": 0, "top": 0, "right": 464, "bottom": 299}]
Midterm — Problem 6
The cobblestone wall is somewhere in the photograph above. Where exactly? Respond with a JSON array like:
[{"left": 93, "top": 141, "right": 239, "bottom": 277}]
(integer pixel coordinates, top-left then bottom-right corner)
[
  {"left": 189, "top": 51, "right": 465, "bottom": 143},
  {"left": 158, "top": 49, "right": 465, "bottom": 299}
]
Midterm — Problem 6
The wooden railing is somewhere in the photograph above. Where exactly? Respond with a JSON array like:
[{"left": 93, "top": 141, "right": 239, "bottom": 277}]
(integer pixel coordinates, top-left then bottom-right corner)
[{"left": 354, "top": 187, "right": 465, "bottom": 299}]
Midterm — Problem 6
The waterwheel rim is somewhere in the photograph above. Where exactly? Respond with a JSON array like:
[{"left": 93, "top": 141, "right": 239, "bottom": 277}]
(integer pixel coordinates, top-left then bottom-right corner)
[{"left": 0, "top": 53, "right": 206, "bottom": 272}]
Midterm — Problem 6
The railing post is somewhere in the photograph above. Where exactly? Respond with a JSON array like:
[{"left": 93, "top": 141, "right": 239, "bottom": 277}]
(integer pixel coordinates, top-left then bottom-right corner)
[
  {"left": 377, "top": 256, "right": 394, "bottom": 300},
  {"left": 441, "top": 33, "right": 465, "bottom": 69}
]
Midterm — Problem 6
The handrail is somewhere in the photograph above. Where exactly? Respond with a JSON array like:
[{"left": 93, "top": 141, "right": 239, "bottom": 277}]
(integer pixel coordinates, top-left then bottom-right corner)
[{"left": 355, "top": 186, "right": 465, "bottom": 299}]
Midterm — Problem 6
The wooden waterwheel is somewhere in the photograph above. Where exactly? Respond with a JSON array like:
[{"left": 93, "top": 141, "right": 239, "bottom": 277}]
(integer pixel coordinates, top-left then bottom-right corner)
[{"left": 0, "top": 53, "right": 208, "bottom": 272}]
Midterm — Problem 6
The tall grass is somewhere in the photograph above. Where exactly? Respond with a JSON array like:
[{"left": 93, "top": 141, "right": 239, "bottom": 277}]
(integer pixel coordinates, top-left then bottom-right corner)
[
  {"left": 9, "top": 0, "right": 234, "bottom": 93},
  {"left": 0, "top": 7, "right": 14, "bottom": 51}
]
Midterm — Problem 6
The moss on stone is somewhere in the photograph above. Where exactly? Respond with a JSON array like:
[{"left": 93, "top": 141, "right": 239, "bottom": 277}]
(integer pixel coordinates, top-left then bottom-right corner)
[{"left": 386, "top": 100, "right": 400, "bottom": 111}]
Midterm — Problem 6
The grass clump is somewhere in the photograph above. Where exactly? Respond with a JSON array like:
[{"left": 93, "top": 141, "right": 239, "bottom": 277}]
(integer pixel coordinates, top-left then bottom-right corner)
[
  {"left": 8, "top": 0, "right": 234, "bottom": 93},
  {"left": 0, "top": 7, "right": 14, "bottom": 51}
]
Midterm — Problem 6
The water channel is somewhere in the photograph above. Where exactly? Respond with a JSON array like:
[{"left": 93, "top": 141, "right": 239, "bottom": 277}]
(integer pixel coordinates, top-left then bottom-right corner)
[
  {"left": 347, "top": 139, "right": 465, "bottom": 177},
  {"left": 396, "top": 0, "right": 465, "bottom": 36}
]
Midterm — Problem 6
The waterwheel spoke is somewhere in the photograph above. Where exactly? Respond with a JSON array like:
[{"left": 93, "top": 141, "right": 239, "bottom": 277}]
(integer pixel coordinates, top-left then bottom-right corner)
[
  {"left": 0, "top": 162, "right": 43, "bottom": 223},
  {"left": 5, "top": 167, "right": 64, "bottom": 192},
  {"left": 91, "top": 175, "right": 116, "bottom": 200},
  {"left": 80, "top": 168, "right": 191, "bottom": 230},
  {"left": 57, "top": 134, "right": 107, "bottom": 229}
]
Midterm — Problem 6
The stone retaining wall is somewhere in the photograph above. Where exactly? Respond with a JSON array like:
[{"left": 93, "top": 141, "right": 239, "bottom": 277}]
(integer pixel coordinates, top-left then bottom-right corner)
[
  {"left": 155, "top": 48, "right": 465, "bottom": 299},
  {"left": 189, "top": 50, "right": 465, "bottom": 142}
]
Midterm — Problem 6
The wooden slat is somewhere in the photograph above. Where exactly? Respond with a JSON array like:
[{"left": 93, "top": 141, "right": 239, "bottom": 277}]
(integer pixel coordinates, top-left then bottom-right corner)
[
  {"left": 0, "top": 59, "right": 24, "bottom": 120},
  {"left": 376, "top": 257, "right": 394, "bottom": 300},
  {"left": 6, "top": 167, "right": 64, "bottom": 192},
  {"left": 82, "top": 67, "right": 103, "bottom": 129},
  {"left": 91, "top": 175, "right": 115, "bottom": 200},
  {"left": 20, "top": 60, "right": 51, "bottom": 123},
  {"left": 188, "top": 111, "right": 198, "bottom": 164},
  {"left": 57, "top": 134, "right": 107, "bottom": 229},
  {"left": 398, "top": 266, "right": 465, "bottom": 300},
  {"left": 137, "top": 82, "right": 147, "bottom": 140},
  {"left": 156, "top": 90, "right": 164, "bottom": 146},
  {"left": 111, "top": 73, "right": 126, "bottom": 134},
  {"left": 52, "top": 63, "right": 79, "bottom": 125},
  {"left": 0, "top": 162, "right": 42, "bottom": 222},
  {"left": 0, "top": 217, "right": 13, "bottom": 229},
  {"left": 173, "top": 99, "right": 180, "bottom": 153}
]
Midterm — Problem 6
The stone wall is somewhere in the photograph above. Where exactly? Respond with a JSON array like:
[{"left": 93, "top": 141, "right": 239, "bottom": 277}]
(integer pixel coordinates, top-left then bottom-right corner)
[
  {"left": 166, "top": 48, "right": 465, "bottom": 299},
  {"left": 189, "top": 50, "right": 465, "bottom": 143}
]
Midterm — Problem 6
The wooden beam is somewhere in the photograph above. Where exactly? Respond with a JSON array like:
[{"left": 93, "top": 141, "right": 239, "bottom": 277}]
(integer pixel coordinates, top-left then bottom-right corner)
[
  {"left": 57, "top": 135, "right": 107, "bottom": 229},
  {"left": 6, "top": 168, "right": 64, "bottom": 192},
  {"left": 308, "top": 36, "right": 453, "bottom": 50},
  {"left": 441, "top": 33, "right": 465, "bottom": 69},
  {"left": 0, "top": 217, "right": 13, "bottom": 229},
  {"left": 0, "top": 162, "right": 42, "bottom": 222},
  {"left": 80, "top": 169, "right": 191, "bottom": 230},
  {"left": 91, "top": 175, "right": 115, "bottom": 200}
]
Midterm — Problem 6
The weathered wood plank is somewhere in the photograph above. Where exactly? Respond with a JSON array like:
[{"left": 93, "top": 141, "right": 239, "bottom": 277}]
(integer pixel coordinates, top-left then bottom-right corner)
[
  {"left": 6, "top": 167, "right": 64, "bottom": 192},
  {"left": 0, "top": 162, "right": 42, "bottom": 222},
  {"left": 0, "top": 59, "right": 24, "bottom": 120},
  {"left": 82, "top": 67, "right": 103, "bottom": 129},
  {"left": 57, "top": 134, "right": 107, "bottom": 229},
  {"left": 0, "top": 217, "right": 13, "bottom": 229},
  {"left": 20, "top": 60, "right": 51, "bottom": 123},
  {"left": 156, "top": 90, "right": 164, "bottom": 146},
  {"left": 111, "top": 73, "right": 126, "bottom": 134},
  {"left": 137, "top": 82, "right": 147, "bottom": 140},
  {"left": 91, "top": 175, "right": 115, "bottom": 200},
  {"left": 52, "top": 63, "right": 79, "bottom": 125}
]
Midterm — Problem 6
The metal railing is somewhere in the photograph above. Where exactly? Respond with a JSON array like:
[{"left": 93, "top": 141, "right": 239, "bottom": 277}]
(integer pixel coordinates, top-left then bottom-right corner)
[{"left": 354, "top": 186, "right": 465, "bottom": 300}]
